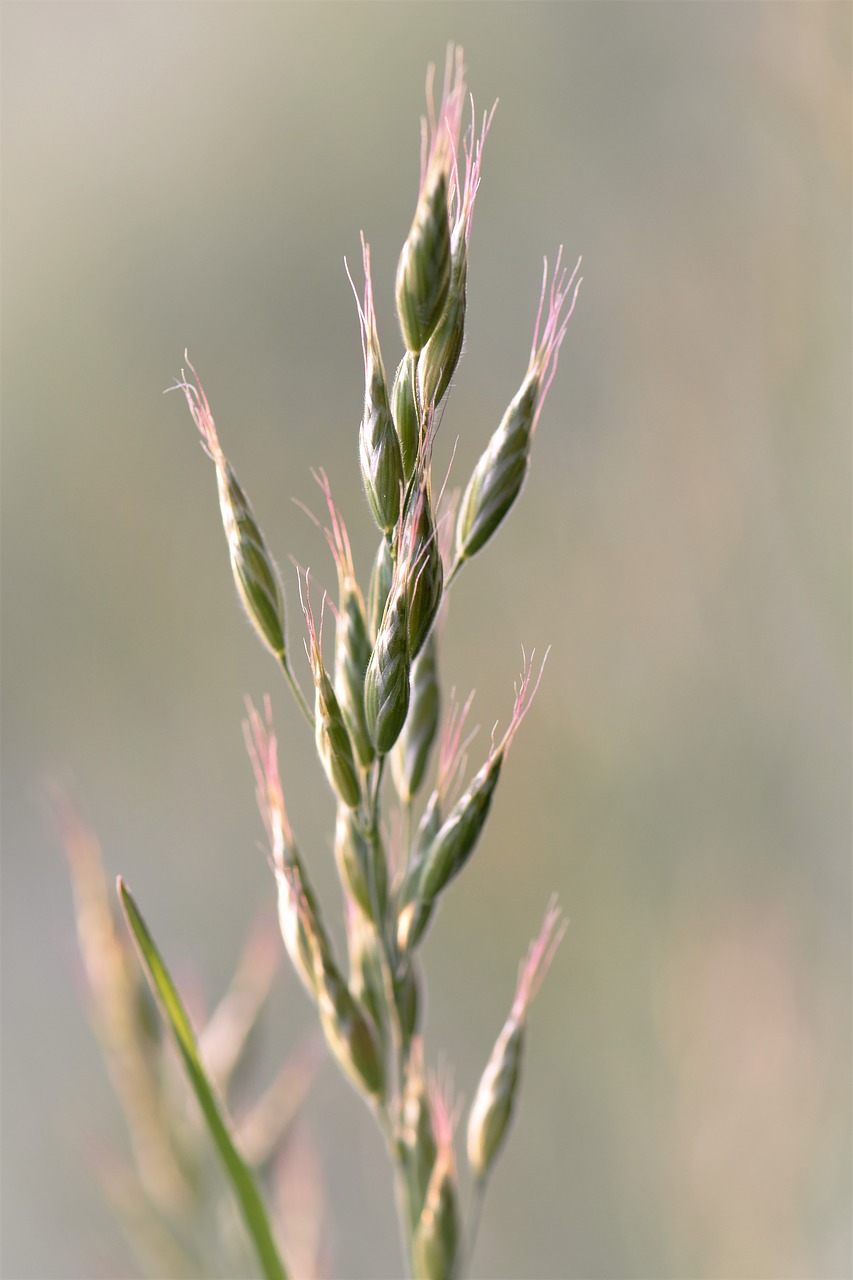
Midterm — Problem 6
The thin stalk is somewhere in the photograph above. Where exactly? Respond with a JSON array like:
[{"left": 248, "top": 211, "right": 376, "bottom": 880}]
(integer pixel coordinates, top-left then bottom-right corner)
[
  {"left": 365, "top": 753, "right": 420, "bottom": 1277},
  {"left": 279, "top": 654, "right": 315, "bottom": 728},
  {"left": 402, "top": 798, "right": 414, "bottom": 881},
  {"left": 460, "top": 1177, "right": 487, "bottom": 1279},
  {"left": 392, "top": 1149, "right": 417, "bottom": 1279},
  {"left": 444, "top": 557, "right": 462, "bottom": 590}
]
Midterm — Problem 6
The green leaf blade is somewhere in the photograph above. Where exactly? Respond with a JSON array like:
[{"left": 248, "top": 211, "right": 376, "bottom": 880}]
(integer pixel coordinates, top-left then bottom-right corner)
[{"left": 117, "top": 877, "right": 289, "bottom": 1280}]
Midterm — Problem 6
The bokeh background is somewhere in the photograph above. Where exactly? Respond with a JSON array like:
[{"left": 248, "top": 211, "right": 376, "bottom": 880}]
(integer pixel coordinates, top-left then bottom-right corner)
[{"left": 2, "top": 4, "right": 850, "bottom": 1278}]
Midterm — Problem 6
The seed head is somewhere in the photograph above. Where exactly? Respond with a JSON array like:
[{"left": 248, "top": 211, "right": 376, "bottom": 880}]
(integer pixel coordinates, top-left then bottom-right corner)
[
  {"left": 396, "top": 47, "right": 467, "bottom": 355},
  {"left": 349, "top": 237, "right": 403, "bottom": 535},
  {"left": 299, "top": 574, "right": 361, "bottom": 810},
  {"left": 178, "top": 358, "right": 286, "bottom": 659},
  {"left": 364, "top": 568, "right": 411, "bottom": 756},
  {"left": 453, "top": 252, "right": 582, "bottom": 571},
  {"left": 418, "top": 99, "right": 495, "bottom": 412},
  {"left": 467, "top": 897, "right": 566, "bottom": 1182}
]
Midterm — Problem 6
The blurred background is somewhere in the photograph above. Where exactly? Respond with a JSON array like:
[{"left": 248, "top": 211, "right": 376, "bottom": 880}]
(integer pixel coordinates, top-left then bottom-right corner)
[{"left": 2, "top": 3, "right": 850, "bottom": 1278}]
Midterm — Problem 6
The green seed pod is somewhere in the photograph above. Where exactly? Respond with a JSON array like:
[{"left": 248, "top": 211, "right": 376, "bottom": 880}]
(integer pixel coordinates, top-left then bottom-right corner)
[
  {"left": 275, "top": 855, "right": 328, "bottom": 1000},
  {"left": 402, "top": 483, "right": 443, "bottom": 664},
  {"left": 466, "top": 1018, "right": 523, "bottom": 1182},
  {"left": 346, "top": 904, "right": 388, "bottom": 1051},
  {"left": 391, "top": 353, "right": 420, "bottom": 484},
  {"left": 335, "top": 584, "right": 374, "bottom": 769},
  {"left": 219, "top": 464, "right": 287, "bottom": 658},
  {"left": 466, "top": 898, "right": 565, "bottom": 1183},
  {"left": 314, "top": 947, "right": 386, "bottom": 1102},
  {"left": 409, "top": 758, "right": 502, "bottom": 948},
  {"left": 351, "top": 236, "right": 403, "bottom": 535},
  {"left": 454, "top": 377, "right": 535, "bottom": 566},
  {"left": 313, "top": 470, "right": 375, "bottom": 767},
  {"left": 416, "top": 93, "right": 493, "bottom": 413},
  {"left": 412, "top": 1078, "right": 460, "bottom": 1280},
  {"left": 453, "top": 251, "right": 582, "bottom": 573},
  {"left": 180, "top": 365, "right": 286, "bottom": 660},
  {"left": 412, "top": 1164, "right": 459, "bottom": 1280},
  {"left": 364, "top": 578, "right": 411, "bottom": 756},
  {"left": 359, "top": 404, "right": 403, "bottom": 537},
  {"left": 334, "top": 806, "right": 387, "bottom": 924},
  {"left": 392, "top": 631, "right": 440, "bottom": 805},
  {"left": 417, "top": 250, "right": 466, "bottom": 413},
  {"left": 396, "top": 168, "right": 452, "bottom": 356},
  {"left": 414, "top": 783, "right": 440, "bottom": 865},
  {"left": 302, "top": 584, "right": 361, "bottom": 809},
  {"left": 368, "top": 536, "right": 395, "bottom": 642},
  {"left": 315, "top": 673, "right": 361, "bottom": 810},
  {"left": 405, "top": 656, "right": 547, "bottom": 950}
]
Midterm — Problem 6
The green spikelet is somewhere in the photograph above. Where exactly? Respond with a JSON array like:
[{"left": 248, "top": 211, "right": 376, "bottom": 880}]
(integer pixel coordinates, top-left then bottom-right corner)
[
  {"left": 400, "top": 1042, "right": 438, "bottom": 1222},
  {"left": 315, "top": 470, "right": 375, "bottom": 768},
  {"left": 364, "top": 576, "right": 411, "bottom": 756},
  {"left": 180, "top": 364, "right": 286, "bottom": 660},
  {"left": 402, "top": 483, "right": 443, "bottom": 664},
  {"left": 392, "top": 352, "right": 420, "bottom": 484},
  {"left": 411, "top": 1075, "right": 460, "bottom": 1280},
  {"left": 454, "top": 376, "right": 536, "bottom": 566},
  {"left": 301, "top": 582, "right": 361, "bottom": 809},
  {"left": 334, "top": 806, "right": 387, "bottom": 924},
  {"left": 368, "top": 536, "right": 395, "bottom": 643},
  {"left": 467, "top": 899, "right": 565, "bottom": 1182},
  {"left": 453, "top": 251, "right": 582, "bottom": 573},
  {"left": 418, "top": 249, "right": 466, "bottom": 413},
  {"left": 396, "top": 169, "right": 452, "bottom": 357},
  {"left": 392, "top": 632, "right": 440, "bottom": 805},
  {"left": 314, "top": 948, "right": 386, "bottom": 1102}
]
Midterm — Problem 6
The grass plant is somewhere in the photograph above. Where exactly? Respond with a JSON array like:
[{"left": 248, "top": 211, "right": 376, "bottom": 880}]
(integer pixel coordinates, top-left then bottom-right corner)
[{"left": 77, "top": 45, "right": 581, "bottom": 1279}]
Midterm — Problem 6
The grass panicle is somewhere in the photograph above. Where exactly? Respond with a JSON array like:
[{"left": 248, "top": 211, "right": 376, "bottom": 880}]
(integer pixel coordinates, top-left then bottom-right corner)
[{"left": 91, "top": 42, "right": 580, "bottom": 1280}]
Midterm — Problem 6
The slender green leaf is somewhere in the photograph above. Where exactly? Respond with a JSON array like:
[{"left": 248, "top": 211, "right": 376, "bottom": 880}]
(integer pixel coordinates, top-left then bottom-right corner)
[{"left": 117, "top": 877, "right": 289, "bottom": 1280}]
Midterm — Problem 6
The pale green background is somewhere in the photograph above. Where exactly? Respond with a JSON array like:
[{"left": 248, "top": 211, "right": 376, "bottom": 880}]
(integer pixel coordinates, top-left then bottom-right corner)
[{"left": 2, "top": 3, "right": 850, "bottom": 1278}]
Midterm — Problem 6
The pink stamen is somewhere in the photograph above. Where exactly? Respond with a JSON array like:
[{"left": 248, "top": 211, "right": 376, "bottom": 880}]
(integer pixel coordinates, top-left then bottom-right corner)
[
  {"left": 419, "top": 44, "right": 467, "bottom": 196},
  {"left": 528, "top": 251, "right": 583, "bottom": 436},
  {"left": 512, "top": 895, "right": 567, "bottom": 1019},
  {"left": 297, "top": 569, "right": 329, "bottom": 681},
  {"left": 437, "top": 689, "right": 477, "bottom": 805},
  {"left": 243, "top": 695, "right": 293, "bottom": 868},
  {"left": 427, "top": 1060, "right": 461, "bottom": 1156},
  {"left": 174, "top": 353, "right": 224, "bottom": 467},
  {"left": 490, "top": 647, "right": 550, "bottom": 762}
]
